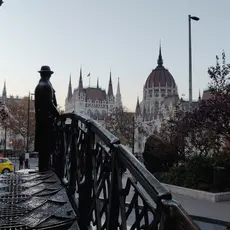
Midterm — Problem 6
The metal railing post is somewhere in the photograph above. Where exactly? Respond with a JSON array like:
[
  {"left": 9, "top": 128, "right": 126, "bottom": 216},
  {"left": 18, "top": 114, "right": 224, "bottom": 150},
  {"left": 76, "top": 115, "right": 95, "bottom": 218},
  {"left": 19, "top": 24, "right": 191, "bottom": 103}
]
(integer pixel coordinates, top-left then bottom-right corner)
[
  {"left": 69, "top": 118, "right": 78, "bottom": 195},
  {"left": 78, "top": 121, "right": 95, "bottom": 230},
  {"left": 107, "top": 149, "right": 120, "bottom": 230}
]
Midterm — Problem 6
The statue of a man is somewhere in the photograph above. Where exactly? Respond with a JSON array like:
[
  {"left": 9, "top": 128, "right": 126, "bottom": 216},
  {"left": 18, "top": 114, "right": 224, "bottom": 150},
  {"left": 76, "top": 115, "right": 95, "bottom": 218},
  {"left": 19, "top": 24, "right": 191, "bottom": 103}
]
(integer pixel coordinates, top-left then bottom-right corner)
[{"left": 34, "top": 66, "right": 59, "bottom": 172}]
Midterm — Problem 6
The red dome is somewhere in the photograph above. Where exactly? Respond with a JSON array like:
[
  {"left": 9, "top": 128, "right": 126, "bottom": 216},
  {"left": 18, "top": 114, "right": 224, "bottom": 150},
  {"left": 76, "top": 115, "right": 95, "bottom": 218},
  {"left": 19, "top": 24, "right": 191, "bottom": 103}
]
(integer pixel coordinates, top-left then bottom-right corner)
[
  {"left": 144, "top": 46, "right": 176, "bottom": 89},
  {"left": 144, "top": 66, "right": 176, "bottom": 89}
]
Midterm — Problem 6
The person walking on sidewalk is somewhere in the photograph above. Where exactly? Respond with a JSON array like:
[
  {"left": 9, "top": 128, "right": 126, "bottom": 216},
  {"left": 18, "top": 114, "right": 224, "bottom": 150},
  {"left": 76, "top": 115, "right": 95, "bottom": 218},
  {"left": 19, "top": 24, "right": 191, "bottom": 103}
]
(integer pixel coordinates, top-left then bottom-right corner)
[{"left": 19, "top": 153, "right": 24, "bottom": 170}]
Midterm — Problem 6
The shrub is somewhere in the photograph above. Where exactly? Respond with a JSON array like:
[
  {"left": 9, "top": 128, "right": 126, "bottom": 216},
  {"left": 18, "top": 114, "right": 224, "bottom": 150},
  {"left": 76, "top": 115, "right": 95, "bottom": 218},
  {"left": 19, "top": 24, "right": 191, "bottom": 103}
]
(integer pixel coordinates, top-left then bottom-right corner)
[
  {"left": 167, "top": 155, "right": 214, "bottom": 190},
  {"left": 143, "top": 134, "right": 178, "bottom": 174}
]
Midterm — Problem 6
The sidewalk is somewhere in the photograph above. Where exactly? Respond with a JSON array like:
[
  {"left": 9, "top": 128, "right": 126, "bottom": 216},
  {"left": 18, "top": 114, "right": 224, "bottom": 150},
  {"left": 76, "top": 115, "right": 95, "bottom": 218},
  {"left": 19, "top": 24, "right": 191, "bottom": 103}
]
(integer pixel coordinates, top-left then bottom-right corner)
[
  {"left": 123, "top": 172, "right": 230, "bottom": 224},
  {"left": 172, "top": 192, "right": 230, "bottom": 223}
]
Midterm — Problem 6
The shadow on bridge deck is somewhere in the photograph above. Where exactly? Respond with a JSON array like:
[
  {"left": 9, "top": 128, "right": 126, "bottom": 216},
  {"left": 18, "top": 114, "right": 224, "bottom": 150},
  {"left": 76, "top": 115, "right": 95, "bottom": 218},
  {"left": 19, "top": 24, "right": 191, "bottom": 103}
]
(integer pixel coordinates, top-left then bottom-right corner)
[{"left": 0, "top": 171, "right": 79, "bottom": 230}]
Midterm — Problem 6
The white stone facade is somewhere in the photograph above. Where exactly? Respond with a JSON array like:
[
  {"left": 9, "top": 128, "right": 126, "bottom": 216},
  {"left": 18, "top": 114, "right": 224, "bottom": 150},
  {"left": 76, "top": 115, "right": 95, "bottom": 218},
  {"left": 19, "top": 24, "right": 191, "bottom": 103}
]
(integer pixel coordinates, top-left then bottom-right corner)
[
  {"left": 65, "top": 69, "right": 122, "bottom": 124},
  {"left": 134, "top": 46, "right": 180, "bottom": 157}
]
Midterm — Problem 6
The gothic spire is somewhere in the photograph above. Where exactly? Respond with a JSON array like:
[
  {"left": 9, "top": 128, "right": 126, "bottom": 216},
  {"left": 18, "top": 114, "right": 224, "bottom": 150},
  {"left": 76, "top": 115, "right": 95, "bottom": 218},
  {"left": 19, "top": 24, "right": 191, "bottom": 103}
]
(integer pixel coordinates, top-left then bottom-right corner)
[
  {"left": 135, "top": 96, "right": 141, "bottom": 116},
  {"left": 67, "top": 74, "right": 72, "bottom": 101},
  {"left": 115, "top": 77, "right": 122, "bottom": 107},
  {"left": 78, "top": 67, "right": 83, "bottom": 91},
  {"left": 198, "top": 89, "right": 201, "bottom": 101},
  {"left": 116, "top": 77, "right": 121, "bottom": 96},
  {"left": 2, "top": 80, "right": 6, "bottom": 97},
  {"left": 157, "top": 43, "right": 163, "bottom": 67},
  {"left": 97, "top": 78, "right": 99, "bottom": 88},
  {"left": 2, "top": 80, "right": 6, "bottom": 104},
  {"left": 107, "top": 70, "right": 114, "bottom": 97}
]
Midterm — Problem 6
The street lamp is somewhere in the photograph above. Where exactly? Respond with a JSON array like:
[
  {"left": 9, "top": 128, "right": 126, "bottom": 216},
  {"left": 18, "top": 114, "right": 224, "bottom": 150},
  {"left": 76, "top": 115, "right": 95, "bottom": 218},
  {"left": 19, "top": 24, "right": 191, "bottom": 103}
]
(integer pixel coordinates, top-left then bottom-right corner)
[
  {"left": 188, "top": 15, "right": 199, "bottom": 110},
  {"left": 26, "top": 92, "right": 34, "bottom": 153},
  {"left": 132, "top": 115, "right": 135, "bottom": 155},
  {"left": 0, "top": 1, "right": 3, "bottom": 7},
  {"left": 4, "top": 126, "right": 6, "bottom": 155}
]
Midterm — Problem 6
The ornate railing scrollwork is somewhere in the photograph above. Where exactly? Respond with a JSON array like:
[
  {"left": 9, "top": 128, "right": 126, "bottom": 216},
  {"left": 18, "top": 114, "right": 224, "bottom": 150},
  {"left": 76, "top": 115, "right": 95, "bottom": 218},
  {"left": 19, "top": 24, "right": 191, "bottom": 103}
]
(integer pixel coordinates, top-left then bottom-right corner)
[{"left": 52, "top": 113, "right": 200, "bottom": 230}]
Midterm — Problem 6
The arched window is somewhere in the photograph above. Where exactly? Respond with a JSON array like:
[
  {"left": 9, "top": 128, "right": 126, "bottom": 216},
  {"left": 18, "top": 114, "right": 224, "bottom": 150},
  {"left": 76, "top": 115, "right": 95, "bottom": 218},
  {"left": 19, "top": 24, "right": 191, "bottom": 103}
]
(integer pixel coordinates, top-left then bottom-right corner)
[
  {"left": 155, "top": 101, "right": 159, "bottom": 111},
  {"left": 94, "top": 109, "right": 100, "bottom": 119},
  {"left": 87, "top": 109, "right": 92, "bottom": 117},
  {"left": 149, "top": 89, "right": 152, "bottom": 97},
  {"left": 161, "top": 89, "right": 166, "bottom": 97},
  {"left": 102, "top": 110, "right": 107, "bottom": 119},
  {"left": 154, "top": 89, "right": 159, "bottom": 97},
  {"left": 95, "top": 100, "right": 99, "bottom": 107},
  {"left": 151, "top": 107, "right": 154, "bottom": 114}
]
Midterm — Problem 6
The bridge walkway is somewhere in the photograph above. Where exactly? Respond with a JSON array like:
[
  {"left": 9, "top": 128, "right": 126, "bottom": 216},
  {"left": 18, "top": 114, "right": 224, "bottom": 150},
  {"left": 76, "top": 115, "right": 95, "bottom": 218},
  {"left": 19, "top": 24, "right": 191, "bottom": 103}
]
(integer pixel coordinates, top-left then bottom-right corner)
[{"left": 0, "top": 170, "right": 79, "bottom": 230}]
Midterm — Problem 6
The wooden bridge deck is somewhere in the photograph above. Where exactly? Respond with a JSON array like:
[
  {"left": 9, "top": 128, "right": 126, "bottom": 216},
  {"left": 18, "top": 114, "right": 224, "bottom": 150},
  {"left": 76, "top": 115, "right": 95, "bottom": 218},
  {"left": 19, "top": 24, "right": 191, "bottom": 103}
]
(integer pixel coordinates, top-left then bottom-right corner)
[{"left": 0, "top": 171, "right": 79, "bottom": 230}]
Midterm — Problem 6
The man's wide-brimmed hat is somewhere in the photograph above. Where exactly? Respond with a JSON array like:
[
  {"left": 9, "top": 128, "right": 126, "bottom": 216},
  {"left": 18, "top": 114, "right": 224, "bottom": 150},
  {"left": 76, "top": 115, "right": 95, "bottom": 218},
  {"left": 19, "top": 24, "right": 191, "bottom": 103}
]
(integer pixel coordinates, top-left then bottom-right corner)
[{"left": 38, "top": 65, "right": 54, "bottom": 74}]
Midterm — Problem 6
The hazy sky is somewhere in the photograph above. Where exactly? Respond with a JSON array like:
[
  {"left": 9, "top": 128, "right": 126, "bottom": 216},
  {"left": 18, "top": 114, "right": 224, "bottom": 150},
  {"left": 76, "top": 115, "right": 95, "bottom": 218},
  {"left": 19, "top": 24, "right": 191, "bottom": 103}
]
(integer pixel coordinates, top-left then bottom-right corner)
[{"left": 0, "top": 0, "right": 229, "bottom": 111}]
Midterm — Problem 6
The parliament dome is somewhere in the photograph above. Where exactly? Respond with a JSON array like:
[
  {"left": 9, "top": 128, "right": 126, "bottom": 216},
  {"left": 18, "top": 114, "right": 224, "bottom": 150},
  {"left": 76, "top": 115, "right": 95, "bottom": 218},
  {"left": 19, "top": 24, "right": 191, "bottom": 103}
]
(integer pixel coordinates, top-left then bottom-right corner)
[{"left": 144, "top": 47, "right": 177, "bottom": 89}]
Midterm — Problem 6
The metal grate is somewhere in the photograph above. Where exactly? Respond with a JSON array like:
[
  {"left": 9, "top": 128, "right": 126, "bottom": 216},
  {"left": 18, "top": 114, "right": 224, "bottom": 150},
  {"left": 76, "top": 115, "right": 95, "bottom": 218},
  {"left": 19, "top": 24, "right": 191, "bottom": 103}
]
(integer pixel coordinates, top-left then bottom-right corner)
[
  {"left": 0, "top": 194, "right": 30, "bottom": 204},
  {"left": 0, "top": 204, "right": 29, "bottom": 218},
  {"left": 0, "top": 171, "right": 77, "bottom": 229},
  {"left": 0, "top": 225, "right": 28, "bottom": 230}
]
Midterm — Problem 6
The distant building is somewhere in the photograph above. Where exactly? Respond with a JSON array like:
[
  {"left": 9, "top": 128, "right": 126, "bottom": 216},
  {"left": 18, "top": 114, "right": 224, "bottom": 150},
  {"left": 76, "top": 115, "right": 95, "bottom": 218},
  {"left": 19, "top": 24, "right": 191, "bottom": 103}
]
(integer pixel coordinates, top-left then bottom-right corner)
[
  {"left": 0, "top": 81, "right": 34, "bottom": 151},
  {"left": 65, "top": 68, "right": 122, "bottom": 124},
  {"left": 134, "top": 45, "right": 203, "bottom": 158}
]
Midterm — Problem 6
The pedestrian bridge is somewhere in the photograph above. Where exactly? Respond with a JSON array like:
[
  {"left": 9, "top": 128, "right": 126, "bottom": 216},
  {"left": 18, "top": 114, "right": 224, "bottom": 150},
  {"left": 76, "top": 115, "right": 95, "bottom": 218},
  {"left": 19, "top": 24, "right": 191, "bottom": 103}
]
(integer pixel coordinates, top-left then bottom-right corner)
[{"left": 0, "top": 113, "right": 229, "bottom": 229}]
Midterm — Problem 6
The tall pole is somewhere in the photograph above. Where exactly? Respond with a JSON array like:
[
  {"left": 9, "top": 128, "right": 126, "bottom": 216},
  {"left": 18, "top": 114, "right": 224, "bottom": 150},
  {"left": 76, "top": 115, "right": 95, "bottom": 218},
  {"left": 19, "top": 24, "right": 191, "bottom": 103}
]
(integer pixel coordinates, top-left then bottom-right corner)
[
  {"left": 132, "top": 116, "right": 135, "bottom": 155},
  {"left": 4, "top": 126, "right": 6, "bottom": 155},
  {"left": 188, "top": 15, "right": 192, "bottom": 110},
  {"left": 26, "top": 92, "right": 30, "bottom": 153},
  {"left": 188, "top": 15, "right": 199, "bottom": 110}
]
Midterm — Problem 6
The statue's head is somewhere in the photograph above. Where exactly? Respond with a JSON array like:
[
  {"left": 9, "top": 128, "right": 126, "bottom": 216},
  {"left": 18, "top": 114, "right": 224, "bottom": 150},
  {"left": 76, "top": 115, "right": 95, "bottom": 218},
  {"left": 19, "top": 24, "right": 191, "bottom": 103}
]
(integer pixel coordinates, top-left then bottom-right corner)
[{"left": 38, "top": 66, "right": 54, "bottom": 79}]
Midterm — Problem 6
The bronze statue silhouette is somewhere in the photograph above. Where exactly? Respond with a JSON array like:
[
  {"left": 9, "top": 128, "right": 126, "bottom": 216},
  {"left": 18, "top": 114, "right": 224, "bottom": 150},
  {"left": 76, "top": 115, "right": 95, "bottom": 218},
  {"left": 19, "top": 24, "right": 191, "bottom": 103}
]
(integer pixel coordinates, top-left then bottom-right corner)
[{"left": 34, "top": 66, "right": 59, "bottom": 172}]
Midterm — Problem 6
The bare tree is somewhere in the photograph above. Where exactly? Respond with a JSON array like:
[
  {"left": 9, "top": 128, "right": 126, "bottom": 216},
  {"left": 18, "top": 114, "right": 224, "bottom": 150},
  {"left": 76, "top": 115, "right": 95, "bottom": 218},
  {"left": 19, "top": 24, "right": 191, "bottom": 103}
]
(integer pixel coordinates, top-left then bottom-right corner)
[
  {"left": 105, "top": 107, "right": 135, "bottom": 146},
  {"left": 0, "top": 97, "right": 35, "bottom": 151}
]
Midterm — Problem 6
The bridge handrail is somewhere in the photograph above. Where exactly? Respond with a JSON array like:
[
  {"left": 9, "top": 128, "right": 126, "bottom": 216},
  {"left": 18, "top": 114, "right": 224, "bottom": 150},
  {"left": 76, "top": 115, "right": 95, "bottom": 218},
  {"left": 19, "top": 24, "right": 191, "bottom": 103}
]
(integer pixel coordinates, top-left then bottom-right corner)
[{"left": 52, "top": 113, "right": 200, "bottom": 230}]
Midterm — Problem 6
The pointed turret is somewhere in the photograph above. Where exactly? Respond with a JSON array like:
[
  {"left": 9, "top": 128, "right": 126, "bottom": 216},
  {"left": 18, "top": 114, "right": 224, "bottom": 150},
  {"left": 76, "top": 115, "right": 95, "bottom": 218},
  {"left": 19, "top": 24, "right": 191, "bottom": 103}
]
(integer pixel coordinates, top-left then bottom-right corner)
[
  {"left": 135, "top": 97, "right": 141, "bottom": 116},
  {"left": 2, "top": 80, "right": 6, "bottom": 104},
  {"left": 115, "top": 77, "right": 122, "bottom": 108},
  {"left": 198, "top": 89, "right": 201, "bottom": 101},
  {"left": 157, "top": 44, "right": 163, "bottom": 67},
  {"left": 107, "top": 70, "right": 114, "bottom": 97},
  {"left": 142, "top": 106, "right": 146, "bottom": 121},
  {"left": 97, "top": 78, "right": 99, "bottom": 88},
  {"left": 78, "top": 67, "right": 83, "bottom": 91},
  {"left": 67, "top": 74, "right": 72, "bottom": 101}
]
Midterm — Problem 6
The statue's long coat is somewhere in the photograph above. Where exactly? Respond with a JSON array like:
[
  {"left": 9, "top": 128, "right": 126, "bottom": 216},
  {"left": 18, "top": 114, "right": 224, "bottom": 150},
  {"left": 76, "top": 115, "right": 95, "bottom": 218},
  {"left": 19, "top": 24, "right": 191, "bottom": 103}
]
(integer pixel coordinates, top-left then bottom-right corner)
[{"left": 34, "top": 79, "right": 59, "bottom": 152}]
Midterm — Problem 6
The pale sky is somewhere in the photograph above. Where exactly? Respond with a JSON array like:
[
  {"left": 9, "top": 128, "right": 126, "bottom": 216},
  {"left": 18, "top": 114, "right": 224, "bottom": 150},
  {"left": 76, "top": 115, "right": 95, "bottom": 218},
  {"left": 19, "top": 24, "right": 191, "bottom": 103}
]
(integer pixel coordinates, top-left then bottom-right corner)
[{"left": 0, "top": 0, "right": 229, "bottom": 111}]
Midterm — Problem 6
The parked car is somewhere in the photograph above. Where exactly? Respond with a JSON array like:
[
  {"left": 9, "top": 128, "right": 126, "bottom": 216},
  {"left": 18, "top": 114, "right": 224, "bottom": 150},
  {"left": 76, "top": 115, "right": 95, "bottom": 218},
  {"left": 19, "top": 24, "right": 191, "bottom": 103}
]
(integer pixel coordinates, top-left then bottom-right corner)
[{"left": 0, "top": 158, "right": 13, "bottom": 174}]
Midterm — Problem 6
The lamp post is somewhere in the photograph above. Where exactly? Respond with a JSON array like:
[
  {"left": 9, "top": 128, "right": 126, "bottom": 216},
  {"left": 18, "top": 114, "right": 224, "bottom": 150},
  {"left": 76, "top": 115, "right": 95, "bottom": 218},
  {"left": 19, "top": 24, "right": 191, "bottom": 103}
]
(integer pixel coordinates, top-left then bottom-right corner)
[
  {"left": 132, "top": 115, "right": 135, "bottom": 155},
  {"left": 4, "top": 126, "right": 6, "bottom": 155},
  {"left": 188, "top": 15, "right": 199, "bottom": 110},
  {"left": 26, "top": 92, "right": 34, "bottom": 153}
]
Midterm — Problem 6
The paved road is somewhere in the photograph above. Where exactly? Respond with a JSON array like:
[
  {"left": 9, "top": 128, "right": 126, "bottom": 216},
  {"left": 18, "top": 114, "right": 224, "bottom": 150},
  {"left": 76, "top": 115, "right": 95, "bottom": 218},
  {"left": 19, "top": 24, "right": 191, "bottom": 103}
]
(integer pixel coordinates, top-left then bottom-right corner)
[
  {"left": 9, "top": 157, "right": 38, "bottom": 171},
  {"left": 172, "top": 192, "right": 230, "bottom": 223}
]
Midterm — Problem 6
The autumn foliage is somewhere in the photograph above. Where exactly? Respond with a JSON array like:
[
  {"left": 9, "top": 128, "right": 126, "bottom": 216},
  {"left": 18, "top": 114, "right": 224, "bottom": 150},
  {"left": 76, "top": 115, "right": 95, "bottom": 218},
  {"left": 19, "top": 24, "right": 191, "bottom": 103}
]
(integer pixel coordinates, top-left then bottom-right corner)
[
  {"left": 160, "top": 51, "right": 230, "bottom": 158},
  {"left": 105, "top": 107, "right": 134, "bottom": 146},
  {"left": 155, "top": 51, "right": 230, "bottom": 191},
  {"left": 0, "top": 97, "right": 35, "bottom": 151}
]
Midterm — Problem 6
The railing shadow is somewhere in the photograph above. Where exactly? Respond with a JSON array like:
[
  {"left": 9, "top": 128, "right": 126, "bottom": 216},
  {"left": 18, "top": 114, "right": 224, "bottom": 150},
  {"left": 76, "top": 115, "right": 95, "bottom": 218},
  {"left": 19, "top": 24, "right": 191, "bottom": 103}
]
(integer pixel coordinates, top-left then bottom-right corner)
[{"left": 51, "top": 113, "right": 200, "bottom": 230}]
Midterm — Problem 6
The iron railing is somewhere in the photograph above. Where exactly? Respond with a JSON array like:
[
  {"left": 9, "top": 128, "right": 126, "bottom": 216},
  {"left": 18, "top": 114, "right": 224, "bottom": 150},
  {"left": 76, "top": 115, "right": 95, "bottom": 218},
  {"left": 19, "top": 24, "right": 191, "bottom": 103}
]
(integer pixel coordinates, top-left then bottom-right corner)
[{"left": 51, "top": 113, "right": 200, "bottom": 230}]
